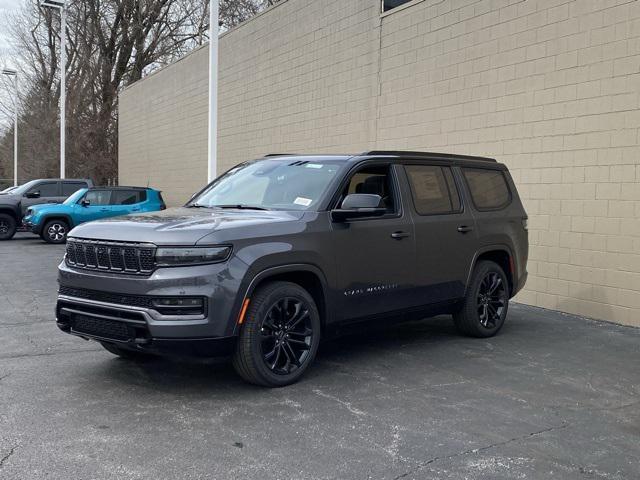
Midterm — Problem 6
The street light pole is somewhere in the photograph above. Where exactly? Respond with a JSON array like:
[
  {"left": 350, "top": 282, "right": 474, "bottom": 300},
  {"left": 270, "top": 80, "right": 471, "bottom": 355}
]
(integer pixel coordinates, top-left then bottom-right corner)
[
  {"left": 2, "top": 68, "right": 18, "bottom": 186},
  {"left": 207, "top": 0, "right": 219, "bottom": 183},
  {"left": 40, "top": 0, "right": 67, "bottom": 179}
]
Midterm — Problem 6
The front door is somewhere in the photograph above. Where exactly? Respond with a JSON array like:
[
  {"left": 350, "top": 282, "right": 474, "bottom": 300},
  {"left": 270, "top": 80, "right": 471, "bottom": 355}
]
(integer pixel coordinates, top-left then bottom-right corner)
[
  {"left": 21, "top": 181, "right": 60, "bottom": 215},
  {"left": 331, "top": 163, "right": 417, "bottom": 322},
  {"left": 75, "top": 190, "right": 114, "bottom": 224}
]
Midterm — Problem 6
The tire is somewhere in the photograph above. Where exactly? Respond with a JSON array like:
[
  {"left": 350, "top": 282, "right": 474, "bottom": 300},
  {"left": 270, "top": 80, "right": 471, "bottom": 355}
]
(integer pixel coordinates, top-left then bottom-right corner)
[
  {"left": 100, "top": 342, "right": 153, "bottom": 360},
  {"left": 42, "top": 219, "right": 69, "bottom": 244},
  {"left": 453, "top": 260, "right": 509, "bottom": 338},
  {"left": 0, "top": 213, "right": 16, "bottom": 240},
  {"left": 232, "top": 281, "right": 321, "bottom": 387}
]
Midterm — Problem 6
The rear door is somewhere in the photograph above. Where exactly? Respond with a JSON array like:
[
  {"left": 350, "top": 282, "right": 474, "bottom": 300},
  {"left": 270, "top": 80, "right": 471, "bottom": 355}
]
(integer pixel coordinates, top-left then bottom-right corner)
[
  {"left": 110, "top": 190, "right": 146, "bottom": 216},
  {"left": 330, "top": 162, "right": 418, "bottom": 321},
  {"left": 402, "top": 163, "right": 477, "bottom": 303},
  {"left": 61, "top": 181, "right": 88, "bottom": 200}
]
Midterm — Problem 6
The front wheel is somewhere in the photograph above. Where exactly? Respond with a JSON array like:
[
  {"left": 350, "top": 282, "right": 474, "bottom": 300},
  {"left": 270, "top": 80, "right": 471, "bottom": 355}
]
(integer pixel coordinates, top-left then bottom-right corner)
[
  {"left": 0, "top": 213, "right": 16, "bottom": 240},
  {"left": 453, "top": 260, "right": 509, "bottom": 338},
  {"left": 42, "top": 219, "right": 69, "bottom": 244},
  {"left": 233, "top": 281, "right": 321, "bottom": 387}
]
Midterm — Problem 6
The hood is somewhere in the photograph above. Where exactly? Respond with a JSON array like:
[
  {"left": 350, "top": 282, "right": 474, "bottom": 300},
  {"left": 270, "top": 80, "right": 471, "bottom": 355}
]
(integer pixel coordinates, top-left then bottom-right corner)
[
  {"left": 0, "top": 193, "right": 20, "bottom": 206},
  {"left": 26, "top": 203, "right": 66, "bottom": 216},
  {"left": 68, "top": 207, "right": 307, "bottom": 245}
]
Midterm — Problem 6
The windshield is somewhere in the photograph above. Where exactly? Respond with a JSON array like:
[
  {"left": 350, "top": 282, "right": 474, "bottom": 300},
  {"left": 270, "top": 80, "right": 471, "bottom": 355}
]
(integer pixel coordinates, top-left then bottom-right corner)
[
  {"left": 11, "top": 180, "right": 40, "bottom": 195},
  {"left": 189, "top": 158, "right": 345, "bottom": 211},
  {"left": 63, "top": 188, "right": 88, "bottom": 205}
]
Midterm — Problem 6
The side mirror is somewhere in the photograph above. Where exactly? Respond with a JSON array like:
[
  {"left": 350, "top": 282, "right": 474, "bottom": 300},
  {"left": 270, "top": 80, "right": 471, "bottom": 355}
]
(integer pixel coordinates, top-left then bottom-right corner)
[
  {"left": 25, "top": 191, "right": 40, "bottom": 199},
  {"left": 331, "top": 194, "right": 387, "bottom": 222},
  {"left": 81, "top": 199, "right": 90, "bottom": 207}
]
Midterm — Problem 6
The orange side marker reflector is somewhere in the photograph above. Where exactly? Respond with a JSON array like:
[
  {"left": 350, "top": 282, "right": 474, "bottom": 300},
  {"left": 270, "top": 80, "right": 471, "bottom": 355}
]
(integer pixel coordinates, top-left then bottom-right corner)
[{"left": 238, "top": 298, "right": 250, "bottom": 325}]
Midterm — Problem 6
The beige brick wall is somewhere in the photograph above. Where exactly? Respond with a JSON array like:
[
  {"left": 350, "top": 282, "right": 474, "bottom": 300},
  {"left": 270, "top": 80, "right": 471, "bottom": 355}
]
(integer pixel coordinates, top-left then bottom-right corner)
[{"left": 119, "top": 0, "right": 640, "bottom": 326}]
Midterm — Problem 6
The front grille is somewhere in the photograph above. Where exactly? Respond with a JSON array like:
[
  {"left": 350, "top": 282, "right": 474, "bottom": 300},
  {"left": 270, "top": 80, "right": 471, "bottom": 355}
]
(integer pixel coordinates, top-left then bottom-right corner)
[
  {"left": 66, "top": 239, "right": 156, "bottom": 275},
  {"left": 71, "top": 315, "right": 130, "bottom": 341},
  {"left": 58, "top": 286, "right": 154, "bottom": 309}
]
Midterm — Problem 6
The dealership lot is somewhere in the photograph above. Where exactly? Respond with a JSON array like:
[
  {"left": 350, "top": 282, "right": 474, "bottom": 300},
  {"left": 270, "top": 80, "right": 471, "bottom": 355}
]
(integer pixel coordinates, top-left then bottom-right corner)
[{"left": 0, "top": 233, "right": 639, "bottom": 479}]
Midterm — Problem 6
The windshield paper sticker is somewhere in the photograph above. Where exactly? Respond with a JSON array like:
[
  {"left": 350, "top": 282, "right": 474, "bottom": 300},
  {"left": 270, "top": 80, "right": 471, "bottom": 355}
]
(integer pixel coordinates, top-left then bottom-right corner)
[{"left": 294, "top": 197, "right": 313, "bottom": 206}]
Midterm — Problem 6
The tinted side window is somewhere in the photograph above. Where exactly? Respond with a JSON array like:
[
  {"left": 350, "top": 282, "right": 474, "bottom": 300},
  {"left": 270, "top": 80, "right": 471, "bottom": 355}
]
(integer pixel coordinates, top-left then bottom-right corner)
[
  {"left": 111, "top": 190, "right": 142, "bottom": 205},
  {"left": 462, "top": 168, "right": 511, "bottom": 210},
  {"left": 405, "top": 165, "right": 461, "bottom": 215},
  {"left": 62, "top": 182, "right": 86, "bottom": 196},
  {"left": 84, "top": 190, "right": 112, "bottom": 206},
  {"left": 31, "top": 182, "right": 59, "bottom": 197}
]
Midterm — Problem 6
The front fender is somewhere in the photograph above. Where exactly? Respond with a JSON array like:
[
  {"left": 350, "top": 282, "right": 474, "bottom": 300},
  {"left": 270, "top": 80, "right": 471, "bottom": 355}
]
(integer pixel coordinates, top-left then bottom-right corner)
[{"left": 231, "top": 257, "right": 331, "bottom": 336}]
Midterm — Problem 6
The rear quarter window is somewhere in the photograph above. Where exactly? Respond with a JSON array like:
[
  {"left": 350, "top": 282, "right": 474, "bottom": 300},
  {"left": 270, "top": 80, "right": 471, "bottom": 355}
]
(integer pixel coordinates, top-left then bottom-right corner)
[{"left": 462, "top": 168, "right": 511, "bottom": 210}]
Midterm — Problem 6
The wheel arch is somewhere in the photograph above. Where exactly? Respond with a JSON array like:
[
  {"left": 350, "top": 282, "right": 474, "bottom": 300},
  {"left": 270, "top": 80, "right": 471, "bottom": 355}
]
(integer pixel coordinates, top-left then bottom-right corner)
[
  {"left": 233, "top": 264, "right": 330, "bottom": 335},
  {"left": 0, "top": 206, "right": 19, "bottom": 221},
  {"left": 42, "top": 214, "right": 75, "bottom": 229},
  {"left": 465, "top": 246, "right": 515, "bottom": 297}
]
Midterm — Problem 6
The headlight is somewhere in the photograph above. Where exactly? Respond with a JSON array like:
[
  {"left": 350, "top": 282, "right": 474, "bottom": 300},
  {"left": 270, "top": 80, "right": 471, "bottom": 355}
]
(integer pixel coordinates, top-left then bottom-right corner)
[{"left": 155, "top": 246, "right": 231, "bottom": 267}]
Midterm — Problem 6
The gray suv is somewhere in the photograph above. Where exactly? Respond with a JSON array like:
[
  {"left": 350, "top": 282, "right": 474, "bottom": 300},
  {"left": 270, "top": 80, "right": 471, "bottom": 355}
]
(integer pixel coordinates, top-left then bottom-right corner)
[{"left": 56, "top": 152, "right": 528, "bottom": 387}]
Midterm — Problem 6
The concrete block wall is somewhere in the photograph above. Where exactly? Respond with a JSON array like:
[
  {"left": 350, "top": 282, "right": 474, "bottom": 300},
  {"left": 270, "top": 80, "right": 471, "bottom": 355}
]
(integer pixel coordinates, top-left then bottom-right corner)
[
  {"left": 377, "top": 0, "right": 640, "bottom": 325},
  {"left": 119, "top": 0, "right": 640, "bottom": 326}
]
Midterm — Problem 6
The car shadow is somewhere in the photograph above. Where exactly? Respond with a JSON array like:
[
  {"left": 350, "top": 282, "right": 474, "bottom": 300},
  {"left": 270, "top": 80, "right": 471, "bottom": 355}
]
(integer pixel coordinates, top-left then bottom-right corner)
[{"left": 91, "top": 314, "right": 520, "bottom": 396}]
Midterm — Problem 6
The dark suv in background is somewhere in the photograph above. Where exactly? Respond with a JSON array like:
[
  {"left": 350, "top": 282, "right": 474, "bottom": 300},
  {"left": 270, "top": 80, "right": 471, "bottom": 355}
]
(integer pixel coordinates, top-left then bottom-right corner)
[
  {"left": 0, "top": 178, "right": 93, "bottom": 240},
  {"left": 56, "top": 152, "right": 528, "bottom": 387}
]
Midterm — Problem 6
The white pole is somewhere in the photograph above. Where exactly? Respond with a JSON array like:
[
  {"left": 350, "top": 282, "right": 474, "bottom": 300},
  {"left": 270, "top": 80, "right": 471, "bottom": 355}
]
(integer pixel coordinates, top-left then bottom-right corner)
[
  {"left": 13, "top": 74, "right": 17, "bottom": 186},
  {"left": 59, "top": 6, "right": 66, "bottom": 179},
  {"left": 207, "top": 0, "right": 219, "bottom": 183}
]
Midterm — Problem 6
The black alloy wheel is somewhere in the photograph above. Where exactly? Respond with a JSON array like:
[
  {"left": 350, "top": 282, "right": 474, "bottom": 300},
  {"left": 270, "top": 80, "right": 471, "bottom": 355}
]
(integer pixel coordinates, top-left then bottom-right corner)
[
  {"left": 453, "top": 260, "right": 509, "bottom": 338},
  {"left": 477, "top": 271, "right": 507, "bottom": 329},
  {"left": 233, "top": 281, "right": 321, "bottom": 387},
  {"left": 260, "top": 297, "right": 314, "bottom": 375},
  {"left": 0, "top": 213, "right": 16, "bottom": 240}
]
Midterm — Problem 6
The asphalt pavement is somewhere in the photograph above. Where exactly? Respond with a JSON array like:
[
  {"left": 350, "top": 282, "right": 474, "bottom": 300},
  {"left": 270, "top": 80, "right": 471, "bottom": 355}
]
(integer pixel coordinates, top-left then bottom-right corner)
[{"left": 1, "top": 233, "right": 639, "bottom": 479}]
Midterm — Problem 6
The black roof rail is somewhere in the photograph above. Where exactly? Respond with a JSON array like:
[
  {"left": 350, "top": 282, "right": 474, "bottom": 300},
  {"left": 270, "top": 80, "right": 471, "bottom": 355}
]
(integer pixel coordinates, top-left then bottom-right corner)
[
  {"left": 264, "top": 153, "right": 299, "bottom": 157},
  {"left": 361, "top": 150, "right": 496, "bottom": 163}
]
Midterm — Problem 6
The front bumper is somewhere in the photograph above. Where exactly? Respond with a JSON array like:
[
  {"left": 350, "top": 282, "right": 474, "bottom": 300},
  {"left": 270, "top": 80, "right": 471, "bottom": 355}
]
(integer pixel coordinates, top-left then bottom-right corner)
[
  {"left": 22, "top": 219, "right": 41, "bottom": 234},
  {"left": 56, "top": 257, "right": 249, "bottom": 357}
]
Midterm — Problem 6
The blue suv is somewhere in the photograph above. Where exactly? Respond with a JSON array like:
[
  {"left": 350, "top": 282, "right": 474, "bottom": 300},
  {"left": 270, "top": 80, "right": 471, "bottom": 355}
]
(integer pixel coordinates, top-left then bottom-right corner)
[{"left": 24, "top": 187, "right": 165, "bottom": 244}]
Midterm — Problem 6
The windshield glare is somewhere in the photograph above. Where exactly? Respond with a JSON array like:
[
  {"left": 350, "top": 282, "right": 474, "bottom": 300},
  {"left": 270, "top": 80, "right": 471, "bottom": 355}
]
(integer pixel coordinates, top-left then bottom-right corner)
[
  {"left": 190, "top": 159, "right": 345, "bottom": 211},
  {"left": 64, "top": 188, "right": 88, "bottom": 205},
  {"left": 11, "top": 180, "right": 39, "bottom": 195}
]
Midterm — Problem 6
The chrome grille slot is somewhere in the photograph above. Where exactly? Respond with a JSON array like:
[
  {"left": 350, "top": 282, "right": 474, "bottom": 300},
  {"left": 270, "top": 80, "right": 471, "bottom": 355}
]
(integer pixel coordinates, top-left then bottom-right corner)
[{"left": 65, "top": 239, "right": 156, "bottom": 276}]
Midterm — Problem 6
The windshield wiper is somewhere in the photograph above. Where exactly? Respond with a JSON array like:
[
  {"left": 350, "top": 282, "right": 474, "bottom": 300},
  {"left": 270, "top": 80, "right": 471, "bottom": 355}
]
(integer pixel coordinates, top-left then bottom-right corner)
[
  {"left": 187, "top": 203, "right": 209, "bottom": 208},
  {"left": 213, "top": 204, "right": 269, "bottom": 211}
]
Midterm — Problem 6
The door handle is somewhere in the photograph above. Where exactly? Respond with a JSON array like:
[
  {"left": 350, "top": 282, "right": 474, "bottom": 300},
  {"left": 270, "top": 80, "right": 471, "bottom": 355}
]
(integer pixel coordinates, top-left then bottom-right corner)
[
  {"left": 457, "top": 225, "right": 473, "bottom": 233},
  {"left": 391, "top": 231, "right": 410, "bottom": 239},
  {"left": 100, "top": 208, "right": 109, "bottom": 212}
]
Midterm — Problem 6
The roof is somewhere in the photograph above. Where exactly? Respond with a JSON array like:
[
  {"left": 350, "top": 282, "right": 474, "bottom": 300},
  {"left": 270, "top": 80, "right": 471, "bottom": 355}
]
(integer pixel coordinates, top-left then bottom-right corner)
[
  {"left": 262, "top": 151, "right": 500, "bottom": 166},
  {"left": 88, "top": 186, "right": 152, "bottom": 191}
]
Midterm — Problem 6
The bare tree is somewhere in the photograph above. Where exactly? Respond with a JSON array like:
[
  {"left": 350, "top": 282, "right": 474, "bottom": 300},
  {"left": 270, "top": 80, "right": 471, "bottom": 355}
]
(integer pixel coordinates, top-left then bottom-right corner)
[{"left": 0, "top": 0, "right": 279, "bottom": 185}]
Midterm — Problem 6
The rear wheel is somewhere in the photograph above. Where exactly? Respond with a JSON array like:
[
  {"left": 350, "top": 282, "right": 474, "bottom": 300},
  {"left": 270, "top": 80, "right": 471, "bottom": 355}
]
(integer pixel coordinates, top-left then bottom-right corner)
[
  {"left": 42, "top": 219, "right": 69, "bottom": 244},
  {"left": 0, "top": 213, "right": 16, "bottom": 240},
  {"left": 233, "top": 281, "right": 321, "bottom": 387},
  {"left": 453, "top": 260, "right": 509, "bottom": 338},
  {"left": 100, "top": 342, "right": 153, "bottom": 360}
]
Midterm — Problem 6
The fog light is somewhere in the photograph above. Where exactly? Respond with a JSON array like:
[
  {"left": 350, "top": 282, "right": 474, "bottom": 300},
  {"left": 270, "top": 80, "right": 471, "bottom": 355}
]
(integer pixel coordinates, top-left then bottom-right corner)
[{"left": 151, "top": 297, "right": 205, "bottom": 315}]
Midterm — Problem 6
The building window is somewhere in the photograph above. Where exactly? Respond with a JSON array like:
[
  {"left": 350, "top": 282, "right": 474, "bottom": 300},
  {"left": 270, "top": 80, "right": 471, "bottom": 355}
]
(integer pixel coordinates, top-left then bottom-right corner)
[{"left": 382, "top": 0, "right": 413, "bottom": 12}]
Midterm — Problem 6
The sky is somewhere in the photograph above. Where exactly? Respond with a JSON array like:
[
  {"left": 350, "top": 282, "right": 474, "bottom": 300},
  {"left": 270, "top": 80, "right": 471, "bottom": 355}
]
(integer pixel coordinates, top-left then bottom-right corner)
[
  {"left": 0, "top": 0, "right": 22, "bottom": 131},
  {"left": 0, "top": 0, "right": 21, "bottom": 59}
]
